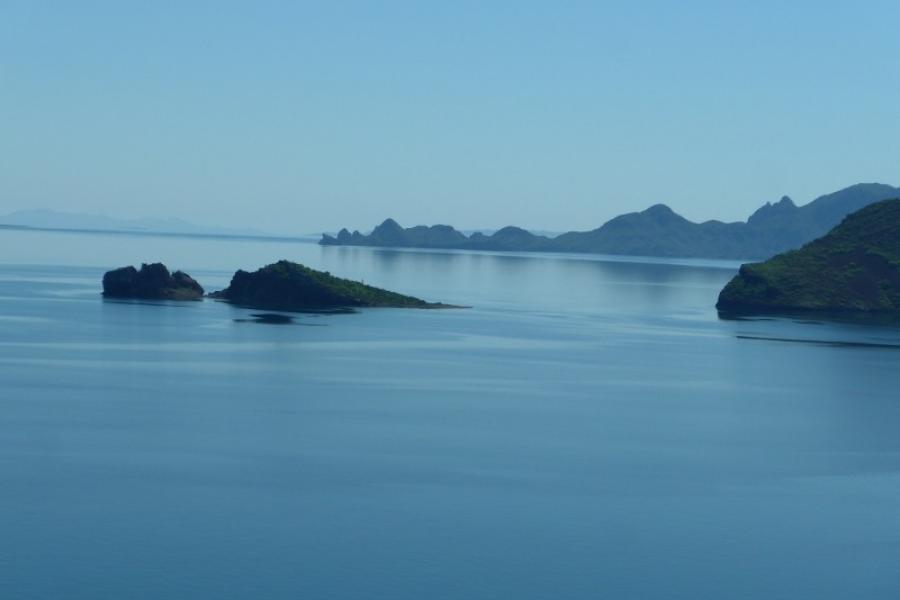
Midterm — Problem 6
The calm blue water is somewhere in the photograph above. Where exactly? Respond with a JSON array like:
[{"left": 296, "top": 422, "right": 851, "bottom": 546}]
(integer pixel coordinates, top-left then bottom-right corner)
[{"left": 2, "top": 229, "right": 899, "bottom": 599}]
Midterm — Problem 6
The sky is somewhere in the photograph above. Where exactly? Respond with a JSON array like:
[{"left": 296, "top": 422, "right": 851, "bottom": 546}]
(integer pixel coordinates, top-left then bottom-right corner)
[{"left": 2, "top": 1, "right": 899, "bottom": 234}]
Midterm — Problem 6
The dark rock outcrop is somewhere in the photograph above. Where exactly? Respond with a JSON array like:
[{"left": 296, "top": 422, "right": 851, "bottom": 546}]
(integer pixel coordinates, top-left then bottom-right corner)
[
  {"left": 717, "top": 199, "right": 900, "bottom": 314},
  {"left": 211, "top": 260, "right": 451, "bottom": 311},
  {"left": 102, "top": 263, "right": 204, "bottom": 300}
]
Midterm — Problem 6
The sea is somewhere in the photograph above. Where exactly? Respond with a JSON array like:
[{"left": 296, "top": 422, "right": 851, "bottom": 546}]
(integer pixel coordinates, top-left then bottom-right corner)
[{"left": 1, "top": 228, "right": 899, "bottom": 599}]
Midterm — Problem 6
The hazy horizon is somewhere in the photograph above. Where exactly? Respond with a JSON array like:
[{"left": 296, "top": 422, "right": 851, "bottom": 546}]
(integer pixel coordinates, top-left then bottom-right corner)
[
  {"left": 2, "top": 2, "right": 899, "bottom": 233},
  {"left": 1, "top": 181, "right": 897, "bottom": 237}
]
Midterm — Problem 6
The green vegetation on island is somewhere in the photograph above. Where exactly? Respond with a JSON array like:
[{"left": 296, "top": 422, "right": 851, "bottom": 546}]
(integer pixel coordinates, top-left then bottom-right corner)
[
  {"left": 716, "top": 199, "right": 900, "bottom": 314},
  {"left": 102, "top": 263, "right": 204, "bottom": 300},
  {"left": 212, "top": 260, "right": 452, "bottom": 311}
]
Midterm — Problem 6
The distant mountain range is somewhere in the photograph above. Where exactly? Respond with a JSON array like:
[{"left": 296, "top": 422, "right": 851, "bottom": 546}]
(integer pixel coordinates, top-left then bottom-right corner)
[
  {"left": 0, "top": 209, "right": 267, "bottom": 237},
  {"left": 321, "top": 183, "right": 900, "bottom": 260}
]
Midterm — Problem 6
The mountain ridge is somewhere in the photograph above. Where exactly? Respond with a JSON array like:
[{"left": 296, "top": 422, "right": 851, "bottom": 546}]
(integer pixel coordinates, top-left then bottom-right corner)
[{"left": 321, "top": 183, "right": 900, "bottom": 260}]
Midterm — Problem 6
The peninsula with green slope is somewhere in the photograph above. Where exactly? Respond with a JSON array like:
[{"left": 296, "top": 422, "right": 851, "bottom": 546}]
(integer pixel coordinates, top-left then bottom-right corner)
[
  {"left": 212, "top": 260, "right": 452, "bottom": 311},
  {"left": 716, "top": 199, "right": 900, "bottom": 314}
]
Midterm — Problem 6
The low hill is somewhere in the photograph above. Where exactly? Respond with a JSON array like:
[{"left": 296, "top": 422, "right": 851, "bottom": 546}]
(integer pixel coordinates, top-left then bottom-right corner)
[{"left": 211, "top": 260, "right": 451, "bottom": 311}]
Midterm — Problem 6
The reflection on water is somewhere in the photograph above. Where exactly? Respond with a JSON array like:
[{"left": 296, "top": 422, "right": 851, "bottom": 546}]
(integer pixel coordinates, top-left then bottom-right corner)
[
  {"left": 1, "top": 229, "right": 900, "bottom": 600},
  {"left": 320, "top": 244, "right": 737, "bottom": 317},
  {"left": 736, "top": 334, "right": 900, "bottom": 350}
]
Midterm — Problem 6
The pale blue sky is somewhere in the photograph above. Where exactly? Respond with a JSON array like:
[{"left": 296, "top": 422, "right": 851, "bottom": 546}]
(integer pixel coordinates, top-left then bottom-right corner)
[{"left": 2, "top": 1, "right": 898, "bottom": 233}]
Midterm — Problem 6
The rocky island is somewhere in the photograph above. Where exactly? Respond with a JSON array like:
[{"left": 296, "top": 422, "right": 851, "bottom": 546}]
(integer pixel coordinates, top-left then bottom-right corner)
[
  {"left": 102, "top": 263, "right": 204, "bottom": 300},
  {"left": 211, "top": 260, "right": 451, "bottom": 311},
  {"left": 716, "top": 199, "right": 900, "bottom": 314}
]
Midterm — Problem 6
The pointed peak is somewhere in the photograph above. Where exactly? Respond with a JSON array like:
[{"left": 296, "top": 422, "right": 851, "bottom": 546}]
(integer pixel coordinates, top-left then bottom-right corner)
[
  {"left": 371, "top": 218, "right": 404, "bottom": 236},
  {"left": 777, "top": 196, "right": 796, "bottom": 207},
  {"left": 748, "top": 194, "right": 799, "bottom": 225}
]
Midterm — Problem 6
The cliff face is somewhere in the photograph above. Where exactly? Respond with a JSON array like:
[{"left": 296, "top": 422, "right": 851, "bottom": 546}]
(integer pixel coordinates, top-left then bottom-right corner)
[
  {"left": 212, "top": 260, "right": 446, "bottom": 311},
  {"left": 717, "top": 199, "right": 900, "bottom": 314},
  {"left": 102, "top": 263, "right": 204, "bottom": 300}
]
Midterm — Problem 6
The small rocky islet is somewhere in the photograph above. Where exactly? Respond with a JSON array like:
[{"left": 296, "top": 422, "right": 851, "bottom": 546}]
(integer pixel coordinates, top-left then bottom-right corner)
[
  {"left": 102, "top": 263, "right": 204, "bottom": 300},
  {"left": 717, "top": 199, "right": 900, "bottom": 315},
  {"left": 102, "top": 260, "right": 450, "bottom": 311}
]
